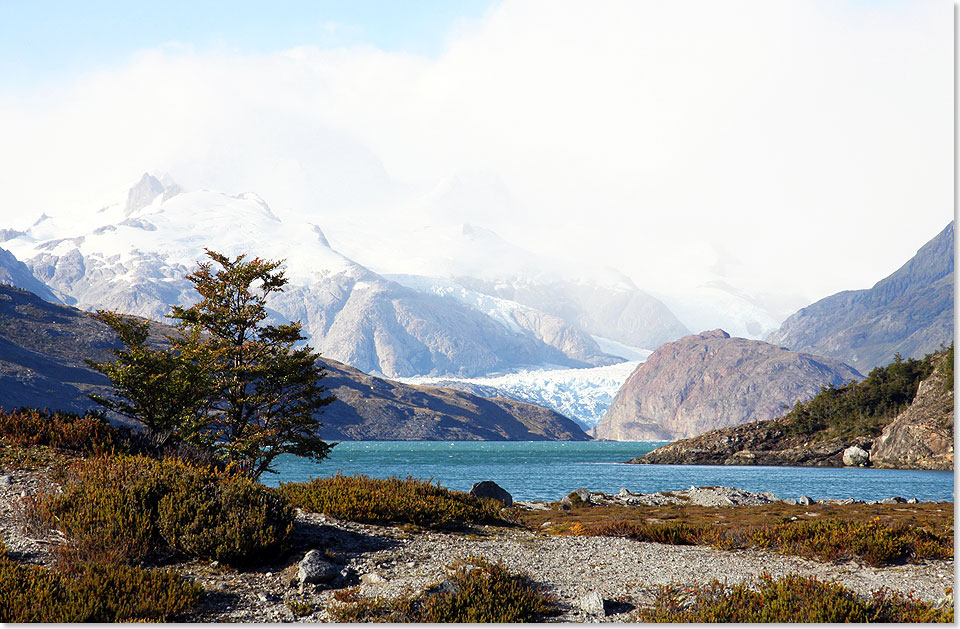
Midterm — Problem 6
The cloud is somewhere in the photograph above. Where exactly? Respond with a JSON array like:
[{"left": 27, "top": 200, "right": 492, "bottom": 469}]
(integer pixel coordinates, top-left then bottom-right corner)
[{"left": 0, "top": 0, "right": 951, "bottom": 308}]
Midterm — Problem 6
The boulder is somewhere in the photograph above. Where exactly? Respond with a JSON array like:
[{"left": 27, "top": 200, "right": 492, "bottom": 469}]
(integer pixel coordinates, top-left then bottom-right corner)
[
  {"left": 297, "top": 550, "right": 339, "bottom": 585},
  {"left": 469, "top": 480, "right": 513, "bottom": 506},
  {"left": 842, "top": 445, "right": 870, "bottom": 467},
  {"left": 797, "top": 495, "right": 814, "bottom": 506}
]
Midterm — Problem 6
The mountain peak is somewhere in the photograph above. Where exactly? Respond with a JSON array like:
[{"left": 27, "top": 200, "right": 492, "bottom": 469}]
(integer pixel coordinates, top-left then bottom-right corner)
[
  {"left": 699, "top": 329, "right": 730, "bottom": 339},
  {"left": 124, "top": 173, "right": 166, "bottom": 216}
]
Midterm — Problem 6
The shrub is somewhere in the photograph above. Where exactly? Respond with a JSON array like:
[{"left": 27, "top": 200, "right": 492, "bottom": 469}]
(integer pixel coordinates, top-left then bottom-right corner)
[
  {"left": 634, "top": 573, "right": 953, "bottom": 623},
  {"left": 27, "top": 455, "right": 293, "bottom": 568},
  {"left": 0, "top": 409, "right": 120, "bottom": 455},
  {"left": 587, "top": 520, "right": 704, "bottom": 546},
  {"left": 328, "top": 556, "right": 557, "bottom": 623},
  {"left": 751, "top": 518, "right": 951, "bottom": 567},
  {"left": 278, "top": 473, "right": 506, "bottom": 528},
  {"left": 157, "top": 467, "right": 294, "bottom": 567},
  {"left": 0, "top": 557, "right": 200, "bottom": 622}
]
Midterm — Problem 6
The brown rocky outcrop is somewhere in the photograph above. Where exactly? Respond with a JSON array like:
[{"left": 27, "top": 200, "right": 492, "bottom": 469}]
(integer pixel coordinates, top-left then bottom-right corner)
[
  {"left": 592, "top": 330, "right": 861, "bottom": 441},
  {"left": 631, "top": 355, "right": 954, "bottom": 470},
  {"left": 870, "top": 367, "right": 954, "bottom": 470}
]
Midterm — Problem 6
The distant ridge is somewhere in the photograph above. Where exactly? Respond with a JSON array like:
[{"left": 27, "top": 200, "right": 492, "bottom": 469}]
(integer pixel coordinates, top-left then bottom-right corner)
[
  {"left": 767, "top": 221, "right": 954, "bottom": 373},
  {"left": 0, "top": 284, "right": 588, "bottom": 441}
]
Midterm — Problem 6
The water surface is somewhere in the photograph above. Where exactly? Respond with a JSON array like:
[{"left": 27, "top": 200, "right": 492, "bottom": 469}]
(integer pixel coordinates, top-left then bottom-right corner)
[{"left": 267, "top": 441, "right": 954, "bottom": 503}]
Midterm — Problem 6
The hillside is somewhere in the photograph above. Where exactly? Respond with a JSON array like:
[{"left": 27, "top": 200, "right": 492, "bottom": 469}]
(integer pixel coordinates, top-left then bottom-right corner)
[
  {"left": 0, "top": 284, "right": 588, "bottom": 441},
  {"left": 767, "top": 222, "right": 954, "bottom": 373},
  {"left": 632, "top": 348, "right": 953, "bottom": 469},
  {"left": 591, "top": 330, "right": 861, "bottom": 441}
]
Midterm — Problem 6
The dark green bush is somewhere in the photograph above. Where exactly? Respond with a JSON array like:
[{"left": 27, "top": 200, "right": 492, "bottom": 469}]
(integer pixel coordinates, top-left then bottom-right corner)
[
  {"left": 0, "top": 557, "right": 200, "bottom": 622},
  {"left": 28, "top": 455, "right": 293, "bottom": 568},
  {"left": 328, "top": 556, "right": 557, "bottom": 623},
  {"left": 158, "top": 466, "right": 294, "bottom": 567},
  {"left": 635, "top": 573, "right": 953, "bottom": 623},
  {"left": 278, "top": 473, "right": 506, "bottom": 528}
]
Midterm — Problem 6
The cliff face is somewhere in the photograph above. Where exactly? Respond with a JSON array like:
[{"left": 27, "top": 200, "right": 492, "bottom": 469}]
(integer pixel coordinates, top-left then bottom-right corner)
[
  {"left": 632, "top": 355, "right": 953, "bottom": 470},
  {"left": 767, "top": 222, "right": 954, "bottom": 373},
  {"left": 592, "top": 330, "right": 861, "bottom": 441},
  {"left": 870, "top": 367, "right": 954, "bottom": 470}
]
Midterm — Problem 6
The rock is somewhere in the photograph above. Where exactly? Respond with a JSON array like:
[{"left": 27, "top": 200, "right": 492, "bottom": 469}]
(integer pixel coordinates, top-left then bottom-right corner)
[
  {"left": 562, "top": 488, "right": 592, "bottom": 507},
  {"left": 870, "top": 362, "right": 954, "bottom": 471},
  {"left": 577, "top": 590, "right": 607, "bottom": 615},
  {"left": 0, "top": 475, "right": 12, "bottom": 486},
  {"left": 360, "top": 572, "right": 386, "bottom": 585},
  {"left": 880, "top": 497, "right": 906, "bottom": 505},
  {"left": 797, "top": 496, "right": 814, "bottom": 506},
  {"left": 469, "top": 480, "right": 513, "bottom": 506},
  {"left": 297, "top": 550, "right": 339, "bottom": 585},
  {"left": 781, "top": 498, "right": 797, "bottom": 505},
  {"left": 907, "top": 497, "right": 919, "bottom": 504},
  {"left": 842, "top": 445, "right": 870, "bottom": 467},
  {"left": 593, "top": 329, "right": 861, "bottom": 441}
]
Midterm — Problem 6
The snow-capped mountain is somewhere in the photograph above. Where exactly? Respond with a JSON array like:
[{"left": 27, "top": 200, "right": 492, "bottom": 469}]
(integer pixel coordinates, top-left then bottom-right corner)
[{"left": 1, "top": 174, "right": 612, "bottom": 378}]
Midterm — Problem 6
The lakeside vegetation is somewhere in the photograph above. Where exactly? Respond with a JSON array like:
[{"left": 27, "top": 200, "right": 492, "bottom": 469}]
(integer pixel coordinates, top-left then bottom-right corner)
[{"left": 782, "top": 345, "right": 951, "bottom": 440}]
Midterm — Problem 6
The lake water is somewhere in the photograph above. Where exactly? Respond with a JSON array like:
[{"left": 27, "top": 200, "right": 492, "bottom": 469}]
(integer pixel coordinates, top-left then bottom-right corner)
[{"left": 265, "top": 441, "right": 955, "bottom": 503}]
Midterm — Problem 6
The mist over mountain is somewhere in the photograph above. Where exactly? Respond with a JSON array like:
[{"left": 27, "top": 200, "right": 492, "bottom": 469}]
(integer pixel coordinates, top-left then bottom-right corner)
[
  {"left": 767, "top": 222, "right": 954, "bottom": 373},
  {"left": 3, "top": 175, "right": 626, "bottom": 378}
]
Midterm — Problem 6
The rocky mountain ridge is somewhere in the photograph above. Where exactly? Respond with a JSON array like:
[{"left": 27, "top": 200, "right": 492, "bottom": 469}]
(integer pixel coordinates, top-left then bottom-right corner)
[
  {"left": 0, "top": 284, "right": 588, "bottom": 441},
  {"left": 767, "top": 221, "right": 954, "bottom": 373},
  {"left": 591, "top": 330, "right": 861, "bottom": 441}
]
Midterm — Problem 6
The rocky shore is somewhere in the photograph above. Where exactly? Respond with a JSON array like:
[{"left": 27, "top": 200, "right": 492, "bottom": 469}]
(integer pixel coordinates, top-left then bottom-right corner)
[{"left": 1, "top": 472, "right": 952, "bottom": 623}]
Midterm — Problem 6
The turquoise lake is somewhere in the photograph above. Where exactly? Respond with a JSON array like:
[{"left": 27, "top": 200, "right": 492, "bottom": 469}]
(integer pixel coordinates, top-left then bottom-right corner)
[{"left": 266, "top": 441, "right": 955, "bottom": 503}]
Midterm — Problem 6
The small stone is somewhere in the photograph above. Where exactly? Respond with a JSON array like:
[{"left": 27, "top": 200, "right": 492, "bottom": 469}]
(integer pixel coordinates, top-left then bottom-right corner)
[
  {"left": 298, "top": 549, "right": 339, "bottom": 585},
  {"left": 361, "top": 572, "right": 386, "bottom": 585},
  {"left": 578, "top": 590, "right": 607, "bottom": 615},
  {"left": 541, "top": 521, "right": 553, "bottom": 527},
  {"left": 0, "top": 475, "right": 12, "bottom": 486},
  {"left": 469, "top": 480, "right": 513, "bottom": 506}
]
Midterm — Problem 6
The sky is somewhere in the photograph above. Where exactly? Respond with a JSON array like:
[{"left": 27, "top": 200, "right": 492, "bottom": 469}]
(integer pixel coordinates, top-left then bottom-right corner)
[{"left": 0, "top": 0, "right": 952, "bottom": 314}]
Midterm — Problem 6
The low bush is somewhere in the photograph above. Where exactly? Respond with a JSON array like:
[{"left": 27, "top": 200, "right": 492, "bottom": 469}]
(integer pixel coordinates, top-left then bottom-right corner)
[
  {"left": 586, "top": 520, "right": 704, "bottom": 546},
  {"left": 751, "top": 517, "right": 952, "bottom": 567},
  {"left": 328, "top": 556, "right": 557, "bottom": 623},
  {"left": 26, "top": 455, "right": 293, "bottom": 568},
  {"left": 0, "top": 408, "right": 120, "bottom": 456},
  {"left": 635, "top": 573, "right": 953, "bottom": 623},
  {"left": 0, "top": 557, "right": 200, "bottom": 622},
  {"left": 278, "top": 473, "right": 506, "bottom": 528}
]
